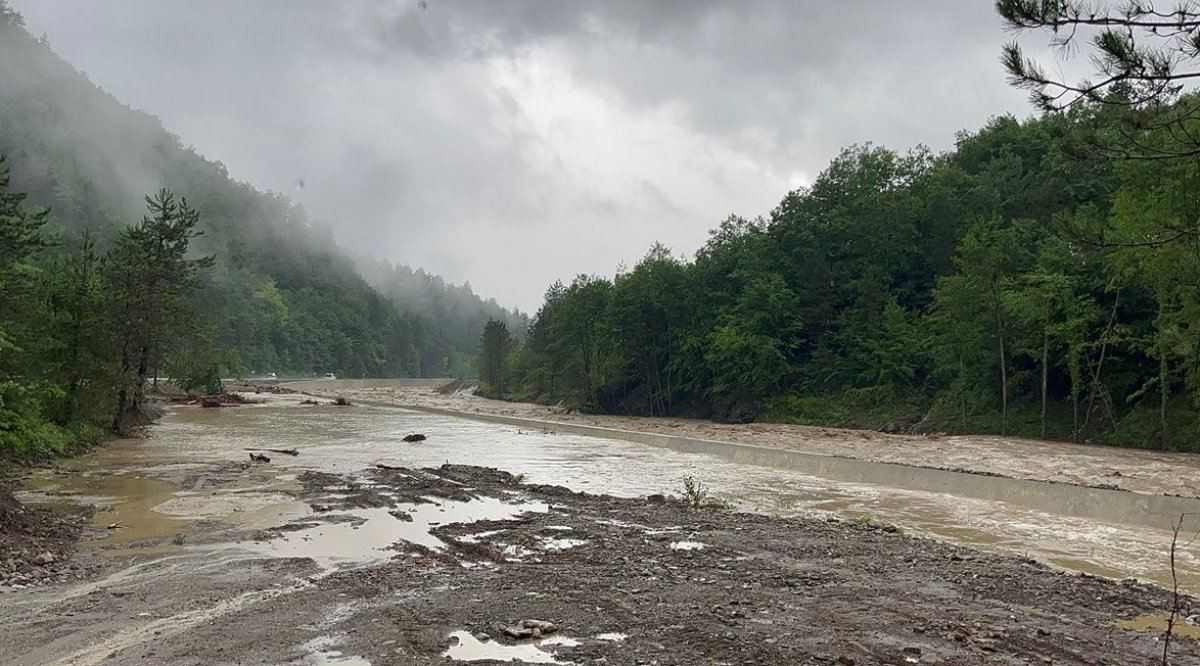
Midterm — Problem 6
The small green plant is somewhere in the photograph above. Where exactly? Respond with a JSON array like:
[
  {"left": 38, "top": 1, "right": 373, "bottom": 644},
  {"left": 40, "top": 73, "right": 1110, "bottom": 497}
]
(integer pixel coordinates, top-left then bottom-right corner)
[
  {"left": 683, "top": 474, "right": 726, "bottom": 510},
  {"left": 681, "top": 475, "right": 707, "bottom": 509}
]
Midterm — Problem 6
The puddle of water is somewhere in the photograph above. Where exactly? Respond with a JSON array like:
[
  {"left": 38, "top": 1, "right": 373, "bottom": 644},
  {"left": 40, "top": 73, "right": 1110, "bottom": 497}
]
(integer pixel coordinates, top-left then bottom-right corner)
[
  {"left": 1117, "top": 613, "right": 1200, "bottom": 640},
  {"left": 241, "top": 496, "right": 548, "bottom": 568},
  {"left": 303, "top": 636, "right": 371, "bottom": 665},
  {"left": 443, "top": 630, "right": 574, "bottom": 663},
  {"left": 458, "top": 529, "right": 508, "bottom": 544},
  {"left": 669, "top": 541, "right": 706, "bottom": 551},
  {"left": 153, "top": 491, "right": 293, "bottom": 518},
  {"left": 19, "top": 474, "right": 188, "bottom": 544},
  {"left": 539, "top": 537, "right": 587, "bottom": 551}
]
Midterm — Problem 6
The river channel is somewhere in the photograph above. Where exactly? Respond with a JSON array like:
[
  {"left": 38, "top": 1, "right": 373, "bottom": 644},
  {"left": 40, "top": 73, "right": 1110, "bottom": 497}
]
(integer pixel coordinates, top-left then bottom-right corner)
[{"left": 16, "top": 392, "right": 1200, "bottom": 595}]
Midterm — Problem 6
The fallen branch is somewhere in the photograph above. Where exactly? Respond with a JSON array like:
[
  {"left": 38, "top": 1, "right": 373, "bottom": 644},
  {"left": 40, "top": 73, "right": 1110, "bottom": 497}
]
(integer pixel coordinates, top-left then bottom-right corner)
[
  {"left": 244, "top": 448, "right": 299, "bottom": 456},
  {"left": 1163, "top": 513, "right": 1199, "bottom": 665}
]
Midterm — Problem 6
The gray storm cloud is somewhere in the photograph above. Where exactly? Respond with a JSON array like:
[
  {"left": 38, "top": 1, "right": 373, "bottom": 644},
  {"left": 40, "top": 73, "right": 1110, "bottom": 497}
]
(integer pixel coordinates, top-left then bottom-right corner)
[{"left": 13, "top": 0, "right": 1044, "bottom": 312}]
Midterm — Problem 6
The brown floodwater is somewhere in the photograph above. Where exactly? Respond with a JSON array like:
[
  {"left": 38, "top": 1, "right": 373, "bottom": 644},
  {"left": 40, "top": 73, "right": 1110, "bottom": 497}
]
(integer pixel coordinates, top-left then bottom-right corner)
[{"left": 18, "top": 392, "right": 1200, "bottom": 594}]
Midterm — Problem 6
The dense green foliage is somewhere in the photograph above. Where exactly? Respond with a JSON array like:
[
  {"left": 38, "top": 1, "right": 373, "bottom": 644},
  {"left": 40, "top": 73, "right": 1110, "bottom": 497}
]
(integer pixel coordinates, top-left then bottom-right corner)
[
  {"left": 507, "top": 106, "right": 1200, "bottom": 450},
  {"left": 0, "top": 5, "right": 523, "bottom": 456},
  {"left": 478, "top": 319, "right": 514, "bottom": 397},
  {"left": 0, "top": 7, "right": 523, "bottom": 383}
]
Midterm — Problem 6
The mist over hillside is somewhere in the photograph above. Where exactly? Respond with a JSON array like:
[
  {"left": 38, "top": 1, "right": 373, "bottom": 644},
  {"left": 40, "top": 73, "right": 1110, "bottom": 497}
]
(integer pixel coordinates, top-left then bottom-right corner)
[{"left": 0, "top": 8, "right": 524, "bottom": 379}]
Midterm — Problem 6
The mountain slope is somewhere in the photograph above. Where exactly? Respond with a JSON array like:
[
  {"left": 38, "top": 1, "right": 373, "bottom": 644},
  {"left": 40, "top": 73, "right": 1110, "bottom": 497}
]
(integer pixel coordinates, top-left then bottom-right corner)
[{"left": 0, "top": 7, "right": 523, "bottom": 377}]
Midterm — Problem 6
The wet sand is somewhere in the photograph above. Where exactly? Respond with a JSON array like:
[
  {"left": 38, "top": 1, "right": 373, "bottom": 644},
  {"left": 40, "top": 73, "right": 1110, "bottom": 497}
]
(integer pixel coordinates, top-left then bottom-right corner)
[
  {"left": 5, "top": 461, "right": 1199, "bottom": 665},
  {"left": 293, "top": 379, "right": 1200, "bottom": 498},
  {"left": 5, "top": 394, "right": 1200, "bottom": 664}
]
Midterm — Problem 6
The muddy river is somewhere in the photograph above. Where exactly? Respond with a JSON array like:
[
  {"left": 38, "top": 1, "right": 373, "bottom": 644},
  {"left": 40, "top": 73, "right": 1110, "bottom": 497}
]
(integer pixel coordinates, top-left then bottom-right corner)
[{"left": 15, "top": 392, "right": 1200, "bottom": 593}]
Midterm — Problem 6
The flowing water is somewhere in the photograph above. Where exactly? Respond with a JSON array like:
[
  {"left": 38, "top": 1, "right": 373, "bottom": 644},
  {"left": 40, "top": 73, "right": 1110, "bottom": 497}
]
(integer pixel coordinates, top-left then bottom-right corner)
[{"left": 18, "top": 393, "right": 1200, "bottom": 594}]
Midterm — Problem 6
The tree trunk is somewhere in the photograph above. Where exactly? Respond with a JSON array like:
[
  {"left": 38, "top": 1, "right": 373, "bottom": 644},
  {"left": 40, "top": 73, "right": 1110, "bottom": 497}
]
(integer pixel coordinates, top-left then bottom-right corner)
[
  {"left": 112, "top": 344, "right": 132, "bottom": 434},
  {"left": 991, "top": 280, "right": 1007, "bottom": 436},
  {"left": 1071, "top": 350, "right": 1080, "bottom": 443},
  {"left": 1160, "top": 349, "right": 1169, "bottom": 446},
  {"left": 1083, "top": 289, "right": 1120, "bottom": 435},
  {"left": 1040, "top": 329, "right": 1048, "bottom": 439},
  {"left": 999, "top": 331, "right": 1008, "bottom": 436},
  {"left": 959, "top": 355, "right": 967, "bottom": 430}
]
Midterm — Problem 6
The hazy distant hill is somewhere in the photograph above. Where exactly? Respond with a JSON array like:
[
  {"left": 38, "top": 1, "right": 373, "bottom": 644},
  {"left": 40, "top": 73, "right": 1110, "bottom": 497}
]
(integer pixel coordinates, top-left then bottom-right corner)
[{"left": 0, "top": 9, "right": 523, "bottom": 377}]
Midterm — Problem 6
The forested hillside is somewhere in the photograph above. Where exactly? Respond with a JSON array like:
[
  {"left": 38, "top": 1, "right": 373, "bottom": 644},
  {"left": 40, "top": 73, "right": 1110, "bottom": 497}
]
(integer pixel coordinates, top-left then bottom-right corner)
[
  {"left": 483, "top": 104, "right": 1200, "bottom": 450},
  {"left": 0, "top": 5, "right": 522, "bottom": 382},
  {"left": 0, "top": 3, "right": 523, "bottom": 457}
]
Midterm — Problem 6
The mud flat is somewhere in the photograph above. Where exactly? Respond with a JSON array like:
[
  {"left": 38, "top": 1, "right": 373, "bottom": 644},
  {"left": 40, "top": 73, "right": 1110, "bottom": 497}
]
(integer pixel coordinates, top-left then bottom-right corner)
[
  {"left": 6, "top": 463, "right": 1198, "bottom": 665},
  {"left": 293, "top": 379, "right": 1200, "bottom": 498}
]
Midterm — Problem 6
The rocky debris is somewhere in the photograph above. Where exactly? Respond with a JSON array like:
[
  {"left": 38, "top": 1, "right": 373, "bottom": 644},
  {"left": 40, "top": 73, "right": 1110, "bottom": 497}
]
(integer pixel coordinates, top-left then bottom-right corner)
[
  {"left": 502, "top": 619, "right": 559, "bottom": 639},
  {"left": 403, "top": 433, "right": 427, "bottom": 442},
  {"left": 248, "top": 453, "right": 271, "bottom": 463},
  {"left": 333, "top": 397, "right": 352, "bottom": 406},
  {"left": 298, "top": 464, "right": 1200, "bottom": 666},
  {"left": 0, "top": 483, "right": 92, "bottom": 588},
  {"left": 300, "top": 399, "right": 322, "bottom": 405}
]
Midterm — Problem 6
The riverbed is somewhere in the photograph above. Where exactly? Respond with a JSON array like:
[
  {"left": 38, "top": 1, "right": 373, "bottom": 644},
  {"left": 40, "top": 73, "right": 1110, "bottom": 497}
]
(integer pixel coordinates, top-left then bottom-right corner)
[{"left": 3, "top": 393, "right": 1200, "bottom": 664}]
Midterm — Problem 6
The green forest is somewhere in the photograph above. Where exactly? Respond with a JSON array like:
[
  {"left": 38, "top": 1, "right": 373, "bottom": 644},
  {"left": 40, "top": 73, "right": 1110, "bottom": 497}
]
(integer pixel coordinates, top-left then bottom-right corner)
[
  {"left": 0, "top": 4, "right": 523, "bottom": 456},
  {"left": 481, "top": 101, "right": 1200, "bottom": 450}
]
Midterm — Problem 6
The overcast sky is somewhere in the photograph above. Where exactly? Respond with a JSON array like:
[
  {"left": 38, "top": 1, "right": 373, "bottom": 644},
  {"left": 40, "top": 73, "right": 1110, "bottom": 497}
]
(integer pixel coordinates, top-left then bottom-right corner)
[{"left": 14, "top": 1, "right": 1051, "bottom": 312}]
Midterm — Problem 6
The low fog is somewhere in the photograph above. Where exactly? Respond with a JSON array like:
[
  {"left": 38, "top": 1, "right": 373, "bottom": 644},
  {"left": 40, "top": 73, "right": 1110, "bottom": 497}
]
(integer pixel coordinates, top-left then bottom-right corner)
[{"left": 15, "top": 0, "right": 1044, "bottom": 312}]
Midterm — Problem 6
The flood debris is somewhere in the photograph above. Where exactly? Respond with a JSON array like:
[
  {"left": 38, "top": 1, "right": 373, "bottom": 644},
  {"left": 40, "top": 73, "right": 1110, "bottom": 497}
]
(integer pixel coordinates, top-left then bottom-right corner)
[
  {"left": 444, "top": 630, "right": 573, "bottom": 663},
  {"left": 10, "top": 459, "right": 1200, "bottom": 665},
  {"left": 403, "top": 433, "right": 427, "bottom": 442},
  {"left": 300, "top": 399, "right": 322, "bottom": 405},
  {"left": 502, "top": 619, "right": 559, "bottom": 639},
  {"left": 248, "top": 452, "right": 271, "bottom": 463},
  {"left": 333, "top": 396, "right": 352, "bottom": 406},
  {"left": 244, "top": 447, "right": 299, "bottom": 456}
]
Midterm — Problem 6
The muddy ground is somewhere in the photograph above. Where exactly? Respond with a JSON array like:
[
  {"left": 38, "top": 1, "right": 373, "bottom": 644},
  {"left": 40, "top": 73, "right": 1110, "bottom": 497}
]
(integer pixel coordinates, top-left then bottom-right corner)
[
  {"left": 0, "top": 476, "right": 96, "bottom": 589},
  {"left": 296, "top": 380, "right": 1200, "bottom": 498},
  {"left": 6, "top": 461, "right": 1200, "bottom": 665}
]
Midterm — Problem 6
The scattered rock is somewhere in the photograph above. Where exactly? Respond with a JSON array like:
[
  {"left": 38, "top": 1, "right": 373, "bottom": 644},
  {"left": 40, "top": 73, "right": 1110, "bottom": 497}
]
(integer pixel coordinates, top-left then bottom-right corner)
[
  {"left": 502, "top": 625, "right": 534, "bottom": 639},
  {"left": 249, "top": 453, "right": 271, "bottom": 463},
  {"left": 501, "top": 619, "right": 558, "bottom": 639},
  {"left": 403, "top": 433, "right": 427, "bottom": 443},
  {"left": 35, "top": 551, "right": 55, "bottom": 565}
]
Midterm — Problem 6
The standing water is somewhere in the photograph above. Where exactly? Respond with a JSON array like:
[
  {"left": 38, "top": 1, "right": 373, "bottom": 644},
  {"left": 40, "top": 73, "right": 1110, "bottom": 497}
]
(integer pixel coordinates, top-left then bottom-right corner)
[{"left": 16, "top": 393, "right": 1200, "bottom": 592}]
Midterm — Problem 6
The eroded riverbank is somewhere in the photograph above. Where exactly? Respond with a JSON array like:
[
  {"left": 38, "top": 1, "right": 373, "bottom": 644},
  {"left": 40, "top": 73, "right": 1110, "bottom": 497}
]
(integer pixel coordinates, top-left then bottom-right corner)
[
  {"left": 7, "top": 459, "right": 1200, "bottom": 665},
  {"left": 294, "top": 379, "right": 1200, "bottom": 498},
  {"left": 4, "top": 394, "right": 1200, "bottom": 664}
]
